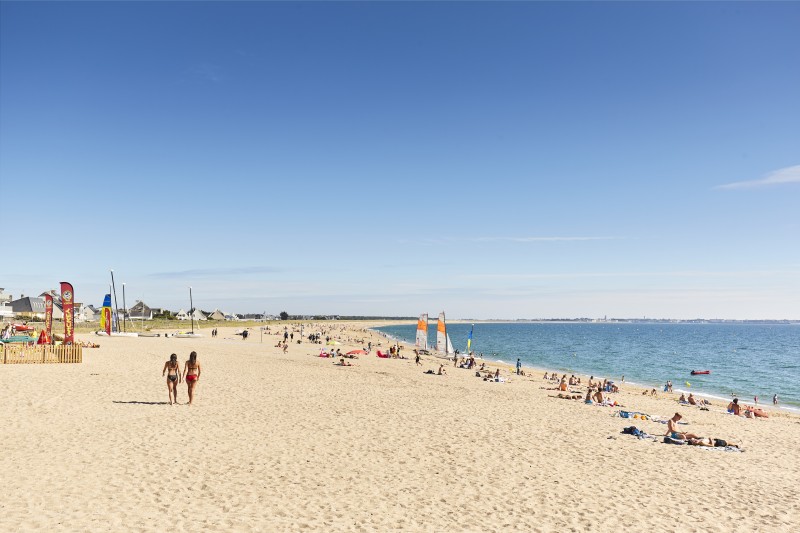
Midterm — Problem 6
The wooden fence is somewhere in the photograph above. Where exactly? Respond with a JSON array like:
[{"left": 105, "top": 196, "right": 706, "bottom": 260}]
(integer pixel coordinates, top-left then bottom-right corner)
[{"left": 2, "top": 344, "right": 82, "bottom": 364}]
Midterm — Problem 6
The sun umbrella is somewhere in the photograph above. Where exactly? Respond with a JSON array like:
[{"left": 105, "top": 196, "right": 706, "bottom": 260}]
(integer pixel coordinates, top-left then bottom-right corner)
[{"left": 346, "top": 349, "right": 367, "bottom": 355}]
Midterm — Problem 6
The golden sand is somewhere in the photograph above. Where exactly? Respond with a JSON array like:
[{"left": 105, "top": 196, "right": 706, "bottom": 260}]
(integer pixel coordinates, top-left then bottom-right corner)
[{"left": 1, "top": 322, "right": 798, "bottom": 532}]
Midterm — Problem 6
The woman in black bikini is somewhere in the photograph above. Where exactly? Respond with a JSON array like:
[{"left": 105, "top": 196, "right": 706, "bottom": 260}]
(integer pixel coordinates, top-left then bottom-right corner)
[
  {"left": 183, "top": 351, "right": 202, "bottom": 405},
  {"left": 162, "top": 353, "right": 182, "bottom": 405}
]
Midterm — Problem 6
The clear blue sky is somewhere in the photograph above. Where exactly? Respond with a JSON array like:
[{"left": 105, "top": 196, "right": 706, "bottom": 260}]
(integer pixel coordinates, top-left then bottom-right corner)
[{"left": 2, "top": 2, "right": 798, "bottom": 319}]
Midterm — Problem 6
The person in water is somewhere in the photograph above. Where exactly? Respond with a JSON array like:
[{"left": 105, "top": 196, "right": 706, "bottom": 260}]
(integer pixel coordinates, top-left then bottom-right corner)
[
  {"left": 162, "top": 353, "right": 182, "bottom": 405},
  {"left": 183, "top": 351, "right": 202, "bottom": 405}
]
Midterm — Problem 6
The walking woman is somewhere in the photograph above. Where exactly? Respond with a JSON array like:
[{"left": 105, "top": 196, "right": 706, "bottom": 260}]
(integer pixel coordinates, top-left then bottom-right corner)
[
  {"left": 162, "top": 353, "right": 182, "bottom": 405},
  {"left": 183, "top": 351, "right": 202, "bottom": 405}
]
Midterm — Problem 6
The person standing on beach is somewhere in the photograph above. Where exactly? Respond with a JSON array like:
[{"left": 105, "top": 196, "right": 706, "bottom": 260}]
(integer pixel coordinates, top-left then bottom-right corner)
[
  {"left": 183, "top": 351, "right": 202, "bottom": 405},
  {"left": 773, "top": 394, "right": 778, "bottom": 406},
  {"left": 516, "top": 358, "right": 521, "bottom": 375},
  {"left": 162, "top": 353, "right": 182, "bottom": 405}
]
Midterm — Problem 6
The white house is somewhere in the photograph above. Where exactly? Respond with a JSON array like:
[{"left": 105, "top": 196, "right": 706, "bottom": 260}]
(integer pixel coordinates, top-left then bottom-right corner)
[
  {"left": 189, "top": 308, "right": 207, "bottom": 321},
  {"left": 77, "top": 305, "right": 99, "bottom": 322}
]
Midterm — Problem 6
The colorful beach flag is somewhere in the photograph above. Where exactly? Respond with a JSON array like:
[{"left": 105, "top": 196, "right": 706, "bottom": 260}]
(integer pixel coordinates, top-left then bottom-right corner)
[
  {"left": 60, "top": 281, "right": 75, "bottom": 345},
  {"left": 44, "top": 294, "right": 53, "bottom": 338},
  {"left": 101, "top": 294, "right": 112, "bottom": 336},
  {"left": 467, "top": 324, "right": 474, "bottom": 354}
]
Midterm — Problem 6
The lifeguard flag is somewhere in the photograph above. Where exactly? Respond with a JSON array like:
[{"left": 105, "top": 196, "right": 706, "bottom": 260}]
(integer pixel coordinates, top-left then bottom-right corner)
[
  {"left": 101, "top": 294, "right": 112, "bottom": 335},
  {"left": 60, "top": 282, "right": 75, "bottom": 345}
]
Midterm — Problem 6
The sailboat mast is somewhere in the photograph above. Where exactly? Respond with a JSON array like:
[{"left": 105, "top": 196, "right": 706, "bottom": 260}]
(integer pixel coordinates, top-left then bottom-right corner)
[
  {"left": 110, "top": 269, "right": 121, "bottom": 333},
  {"left": 443, "top": 312, "right": 448, "bottom": 355},
  {"left": 122, "top": 283, "right": 127, "bottom": 333},
  {"left": 189, "top": 286, "right": 195, "bottom": 334}
]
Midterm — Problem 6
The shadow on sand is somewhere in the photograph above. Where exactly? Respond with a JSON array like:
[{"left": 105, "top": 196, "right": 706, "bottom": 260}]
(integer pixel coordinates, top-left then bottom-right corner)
[{"left": 113, "top": 400, "right": 171, "bottom": 405}]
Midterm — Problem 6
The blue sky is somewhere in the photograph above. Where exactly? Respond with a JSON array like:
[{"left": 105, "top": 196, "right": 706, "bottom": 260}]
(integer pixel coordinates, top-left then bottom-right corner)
[{"left": 1, "top": 2, "right": 798, "bottom": 319}]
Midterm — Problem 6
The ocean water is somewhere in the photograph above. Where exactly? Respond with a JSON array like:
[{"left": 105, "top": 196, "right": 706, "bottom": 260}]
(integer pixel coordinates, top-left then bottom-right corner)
[{"left": 374, "top": 322, "right": 800, "bottom": 412}]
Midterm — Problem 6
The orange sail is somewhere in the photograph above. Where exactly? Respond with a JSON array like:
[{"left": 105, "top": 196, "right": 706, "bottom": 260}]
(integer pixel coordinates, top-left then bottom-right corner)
[{"left": 415, "top": 314, "right": 428, "bottom": 349}]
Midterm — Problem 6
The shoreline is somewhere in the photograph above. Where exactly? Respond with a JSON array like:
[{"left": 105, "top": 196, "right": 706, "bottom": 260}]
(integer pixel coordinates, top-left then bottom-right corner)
[{"left": 372, "top": 326, "right": 800, "bottom": 416}]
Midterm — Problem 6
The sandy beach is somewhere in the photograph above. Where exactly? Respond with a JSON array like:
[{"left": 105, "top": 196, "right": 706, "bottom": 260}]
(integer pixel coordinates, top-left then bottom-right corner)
[{"left": 1, "top": 321, "right": 798, "bottom": 532}]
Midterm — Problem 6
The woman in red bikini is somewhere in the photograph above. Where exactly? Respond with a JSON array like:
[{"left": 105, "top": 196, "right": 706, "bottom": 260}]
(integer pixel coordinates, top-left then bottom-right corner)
[
  {"left": 162, "top": 353, "right": 182, "bottom": 405},
  {"left": 183, "top": 351, "right": 202, "bottom": 405}
]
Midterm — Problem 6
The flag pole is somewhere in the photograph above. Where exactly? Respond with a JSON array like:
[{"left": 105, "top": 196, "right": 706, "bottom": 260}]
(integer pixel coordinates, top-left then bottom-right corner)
[
  {"left": 122, "top": 283, "right": 127, "bottom": 332},
  {"left": 110, "top": 269, "right": 120, "bottom": 333}
]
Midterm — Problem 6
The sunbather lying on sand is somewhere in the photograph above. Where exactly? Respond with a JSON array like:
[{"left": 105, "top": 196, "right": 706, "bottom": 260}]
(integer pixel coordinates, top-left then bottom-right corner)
[{"left": 687, "top": 437, "right": 740, "bottom": 448}]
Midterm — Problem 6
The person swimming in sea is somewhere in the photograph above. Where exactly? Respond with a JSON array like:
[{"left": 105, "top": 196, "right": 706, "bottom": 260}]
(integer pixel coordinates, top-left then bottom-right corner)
[
  {"left": 162, "top": 353, "right": 182, "bottom": 405},
  {"left": 183, "top": 351, "right": 202, "bottom": 405}
]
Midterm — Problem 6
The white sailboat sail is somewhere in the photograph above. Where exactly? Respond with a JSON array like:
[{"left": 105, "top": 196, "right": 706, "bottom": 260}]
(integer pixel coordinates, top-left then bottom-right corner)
[
  {"left": 416, "top": 313, "right": 428, "bottom": 349},
  {"left": 436, "top": 312, "right": 454, "bottom": 355}
]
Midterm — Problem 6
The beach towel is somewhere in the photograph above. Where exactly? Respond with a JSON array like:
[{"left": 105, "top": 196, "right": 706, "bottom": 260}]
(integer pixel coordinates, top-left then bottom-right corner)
[{"left": 699, "top": 446, "right": 744, "bottom": 453}]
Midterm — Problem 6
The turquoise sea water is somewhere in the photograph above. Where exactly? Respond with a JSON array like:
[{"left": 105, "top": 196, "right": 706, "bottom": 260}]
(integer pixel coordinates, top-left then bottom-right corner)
[{"left": 374, "top": 322, "right": 800, "bottom": 412}]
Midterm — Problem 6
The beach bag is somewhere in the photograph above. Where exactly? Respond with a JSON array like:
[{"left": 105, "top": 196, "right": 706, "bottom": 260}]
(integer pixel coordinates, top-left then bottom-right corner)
[{"left": 663, "top": 436, "right": 686, "bottom": 445}]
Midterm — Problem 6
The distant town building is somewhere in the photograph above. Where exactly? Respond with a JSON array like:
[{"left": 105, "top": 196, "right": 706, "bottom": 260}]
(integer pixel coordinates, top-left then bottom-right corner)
[
  {"left": 206, "top": 309, "right": 226, "bottom": 321},
  {"left": 128, "top": 301, "right": 154, "bottom": 320},
  {"left": 77, "top": 305, "right": 99, "bottom": 322},
  {"left": 10, "top": 296, "right": 46, "bottom": 319}
]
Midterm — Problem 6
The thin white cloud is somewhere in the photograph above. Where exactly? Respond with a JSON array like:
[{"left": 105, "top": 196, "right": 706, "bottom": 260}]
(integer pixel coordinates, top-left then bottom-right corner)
[
  {"left": 398, "top": 236, "right": 620, "bottom": 246},
  {"left": 716, "top": 165, "right": 800, "bottom": 190},
  {"left": 461, "top": 269, "right": 800, "bottom": 281},
  {"left": 471, "top": 236, "right": 619, "bottom": 243},
  {"left": 148, "top": 266, "right": 280, "bottom": 279}
]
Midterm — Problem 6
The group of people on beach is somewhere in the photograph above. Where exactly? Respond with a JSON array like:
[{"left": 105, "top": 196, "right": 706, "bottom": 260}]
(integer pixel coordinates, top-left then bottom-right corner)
[
  {"left": 666, "top": 412, "right": 740, "bottom": 448},
  {"left": 161, "top": 351, "right": 201, "bottom": 405},
  {"left": 726, "top": 397, "right": 769, "bottom": 418}
]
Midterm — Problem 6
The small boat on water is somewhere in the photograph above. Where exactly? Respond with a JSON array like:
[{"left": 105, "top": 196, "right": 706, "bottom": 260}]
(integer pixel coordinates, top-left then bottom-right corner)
[{"left": 690, "top": 370, "right": 711, "bottom": 375}]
